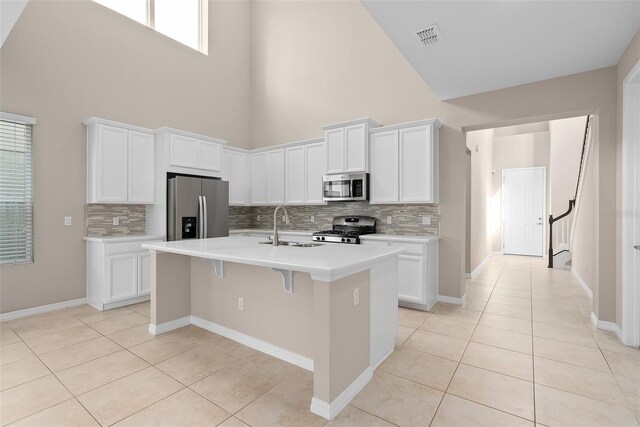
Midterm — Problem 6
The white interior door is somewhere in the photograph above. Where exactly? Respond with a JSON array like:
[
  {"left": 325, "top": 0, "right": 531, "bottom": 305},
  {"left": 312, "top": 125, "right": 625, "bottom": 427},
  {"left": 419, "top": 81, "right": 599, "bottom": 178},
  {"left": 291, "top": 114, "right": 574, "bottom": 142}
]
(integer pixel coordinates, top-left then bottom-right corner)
[{"left": 502, "top": 168, "right": 545, "bottom": 256}]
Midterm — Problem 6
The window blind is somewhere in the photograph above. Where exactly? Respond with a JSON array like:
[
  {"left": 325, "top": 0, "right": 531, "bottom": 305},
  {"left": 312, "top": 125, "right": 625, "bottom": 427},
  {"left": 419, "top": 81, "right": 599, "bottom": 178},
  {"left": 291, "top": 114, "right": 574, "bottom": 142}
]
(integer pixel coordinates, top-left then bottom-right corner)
[{"left": 0, "top": 116, "right": 34, "bottom": 264}]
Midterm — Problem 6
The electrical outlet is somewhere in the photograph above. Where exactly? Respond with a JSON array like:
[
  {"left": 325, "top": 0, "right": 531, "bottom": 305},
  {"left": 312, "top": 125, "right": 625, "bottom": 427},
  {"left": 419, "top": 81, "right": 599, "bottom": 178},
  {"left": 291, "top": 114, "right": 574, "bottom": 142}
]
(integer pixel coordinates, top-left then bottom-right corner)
[
  {"left": 64, "top": 216, "right": 72, "bottom": 226},
  {"left": 310, "top": 215, "right": 315, "bottom": 223},
  {"left": 238, "top": 297, "right": 244, "bottom": 311},
  {"left": 257, "top": 215, "right": 261, "bottom": 222},
  {"left": 353, "top": 288, "right": 359, "bottom": 306},
  {"left": 422, "top": 216, "right": 431, "bottom": 225},
  {"left": 112, "top": 217, "right": 119, "bottom": 226},
  {"left": 386, "top": 216, "right": 392, "bottom": 225},
  {"left": 282, "top": 215, "right": 287, "bottom": 223}
]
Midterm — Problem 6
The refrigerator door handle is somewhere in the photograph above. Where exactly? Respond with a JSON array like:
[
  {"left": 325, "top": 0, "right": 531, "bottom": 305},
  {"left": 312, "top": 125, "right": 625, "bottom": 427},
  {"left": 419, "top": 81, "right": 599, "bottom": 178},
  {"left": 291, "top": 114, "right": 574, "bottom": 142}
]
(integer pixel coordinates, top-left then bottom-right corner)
[
  {"left": 203, "top": 195, "right": 208, "bottom": 238},
  {"left": 198, "top": 196, "right": 204, "bottom": 239}
]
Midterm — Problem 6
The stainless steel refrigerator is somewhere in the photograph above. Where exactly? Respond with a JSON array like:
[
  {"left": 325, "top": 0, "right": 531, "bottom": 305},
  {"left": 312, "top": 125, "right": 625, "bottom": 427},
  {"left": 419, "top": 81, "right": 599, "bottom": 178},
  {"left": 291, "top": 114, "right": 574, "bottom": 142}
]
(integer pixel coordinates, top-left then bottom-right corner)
[{"left": 167, "top": 175, "right": 229, "bottom": 241}]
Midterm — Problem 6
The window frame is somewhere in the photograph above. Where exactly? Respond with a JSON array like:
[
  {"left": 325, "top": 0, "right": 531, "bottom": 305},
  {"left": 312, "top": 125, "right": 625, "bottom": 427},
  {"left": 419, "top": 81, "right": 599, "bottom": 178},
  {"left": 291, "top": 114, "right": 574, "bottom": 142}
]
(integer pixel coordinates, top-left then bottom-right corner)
[{"left": 0, "top": 112, "right": 36, "bottom": 266}]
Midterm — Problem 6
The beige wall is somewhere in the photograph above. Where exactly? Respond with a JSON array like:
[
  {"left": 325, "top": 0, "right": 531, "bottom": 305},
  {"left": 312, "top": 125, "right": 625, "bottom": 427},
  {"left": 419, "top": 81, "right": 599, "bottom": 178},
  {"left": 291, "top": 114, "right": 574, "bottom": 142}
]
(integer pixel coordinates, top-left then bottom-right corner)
[
  {"left": 549, "top": 116, "right": 588, "bottom": 215},
  {"left": 491, "top": 132, "right": 551, "bottom": 252},
  {"left": 572, "top": 157, "right": 596, "bottom": 291},
  {"left": 0, "top": 0, "right": 252, "bottom": 313},
  {"left": 466, "top": 129, "right": 494, "bottom": 272},
  {"left": 616, "top": 30, "right": 640, "bottom": 325},
  {"left": 0, "top": 0, "right": 624, "bottom": 323}
]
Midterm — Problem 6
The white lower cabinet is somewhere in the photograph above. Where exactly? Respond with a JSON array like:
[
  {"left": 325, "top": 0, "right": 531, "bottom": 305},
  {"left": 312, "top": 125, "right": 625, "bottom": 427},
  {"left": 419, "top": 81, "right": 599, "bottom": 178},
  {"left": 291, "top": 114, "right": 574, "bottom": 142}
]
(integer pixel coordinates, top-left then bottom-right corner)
[
  {"left": 361, "top": 237, "right": 438, "bottom": 311},
  {"left": 87, "top": 236, "right": 163, "bottom": 310}
]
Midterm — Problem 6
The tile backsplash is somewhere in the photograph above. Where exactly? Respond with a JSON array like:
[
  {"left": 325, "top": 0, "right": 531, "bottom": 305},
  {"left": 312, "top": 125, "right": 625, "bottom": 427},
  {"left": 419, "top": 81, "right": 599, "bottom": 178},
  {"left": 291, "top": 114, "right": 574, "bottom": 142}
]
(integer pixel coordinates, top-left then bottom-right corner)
[
  {"left": 231, "top": 202, "right": 439, "bottom": 235},
  {"left": 86, "top": 204, "right": 146, "bottom": 236}
]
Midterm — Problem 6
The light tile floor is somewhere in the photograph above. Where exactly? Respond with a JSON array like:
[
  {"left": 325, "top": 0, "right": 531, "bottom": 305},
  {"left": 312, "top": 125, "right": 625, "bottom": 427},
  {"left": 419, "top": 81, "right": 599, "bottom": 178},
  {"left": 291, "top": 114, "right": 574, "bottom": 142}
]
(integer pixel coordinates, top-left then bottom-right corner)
[{"left": 1, "top": 255, "right": 639, "bottom": 426}]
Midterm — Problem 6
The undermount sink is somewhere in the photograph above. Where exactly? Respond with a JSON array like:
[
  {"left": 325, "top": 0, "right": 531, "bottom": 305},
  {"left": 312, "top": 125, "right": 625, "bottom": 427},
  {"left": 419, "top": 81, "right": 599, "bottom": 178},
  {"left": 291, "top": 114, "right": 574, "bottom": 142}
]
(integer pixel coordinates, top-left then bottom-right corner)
[{"left": 257, "top": 241, "right": 323, "bottom": 247}]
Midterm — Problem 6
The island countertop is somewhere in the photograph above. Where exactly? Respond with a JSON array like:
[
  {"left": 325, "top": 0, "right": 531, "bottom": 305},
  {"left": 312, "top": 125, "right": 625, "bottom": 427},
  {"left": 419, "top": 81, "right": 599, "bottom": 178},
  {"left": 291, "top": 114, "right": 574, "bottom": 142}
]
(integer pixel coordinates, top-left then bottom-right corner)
[{"left": 143, "top": 235, "right": 403, "bottom": 282}]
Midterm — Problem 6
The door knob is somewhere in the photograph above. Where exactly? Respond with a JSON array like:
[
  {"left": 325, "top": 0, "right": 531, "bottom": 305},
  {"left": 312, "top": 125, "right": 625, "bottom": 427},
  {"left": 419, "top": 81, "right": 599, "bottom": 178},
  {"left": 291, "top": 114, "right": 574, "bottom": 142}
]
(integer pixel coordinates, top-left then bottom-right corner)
[{"left": 537, "top": 222, "right": 543, "bottom": 225}]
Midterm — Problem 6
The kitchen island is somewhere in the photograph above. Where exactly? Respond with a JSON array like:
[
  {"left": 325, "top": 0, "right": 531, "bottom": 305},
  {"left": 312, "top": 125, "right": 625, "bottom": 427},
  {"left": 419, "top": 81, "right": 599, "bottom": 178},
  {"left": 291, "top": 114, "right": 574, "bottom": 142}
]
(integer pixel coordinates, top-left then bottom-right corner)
[{"left": 142, "top": 235, "right": 402, "bottom": 420}]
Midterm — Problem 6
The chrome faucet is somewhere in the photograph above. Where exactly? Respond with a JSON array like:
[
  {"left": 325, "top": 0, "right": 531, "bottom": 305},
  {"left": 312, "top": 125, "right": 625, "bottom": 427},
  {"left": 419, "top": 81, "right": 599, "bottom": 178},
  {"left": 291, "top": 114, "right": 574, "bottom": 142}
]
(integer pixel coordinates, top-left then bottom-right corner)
[{"left": 273, "top": 205, "right": 290, "bottom": 246}]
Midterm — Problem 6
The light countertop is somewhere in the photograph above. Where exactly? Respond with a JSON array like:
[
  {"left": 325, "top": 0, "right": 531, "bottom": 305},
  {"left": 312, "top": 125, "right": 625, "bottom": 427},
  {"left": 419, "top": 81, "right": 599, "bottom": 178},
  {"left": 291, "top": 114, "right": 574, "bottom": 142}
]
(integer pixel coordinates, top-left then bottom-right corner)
[
  {"left": 143, "top": 235, "right": 403, "bottom": 282},
  {"left": 84, "top": 234, "right": 165, "bottom": 243}
]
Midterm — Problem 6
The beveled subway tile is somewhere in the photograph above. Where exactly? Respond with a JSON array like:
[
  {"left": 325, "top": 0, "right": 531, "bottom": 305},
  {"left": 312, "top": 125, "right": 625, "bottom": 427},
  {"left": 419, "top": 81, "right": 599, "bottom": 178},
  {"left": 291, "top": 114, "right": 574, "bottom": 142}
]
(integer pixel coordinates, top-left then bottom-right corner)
[
  {"left": 405, "top": 329, "right": 469, "bottom": 362},
  {"left": 39, "top": 336, "right": 123, "bottom": 373},
  {"left": 395, "top": 325, "right": 415, "bottom": 348},
  {"left": 113, "top": 388, "right": 229, "bottom": 427},
  {"left": 9, "top": 398, "right": 99, "bottom": 427},
  {"left": 419, "top": 315, "right": 477, "bottom": 340},
  {"left": 326, "top": 405, "right": 395, "bottom": 427},
  {"left": 603, "top": 350, "right": 640, "bottom": 380},
  {"left": 156, "top": 344, "right": 239, "bottom": 386},
  {"left": 534, "top": 357, "right": 627, "bottom": 407},
  {"left": 107, "top": 324, "right": 157, "bottom": 348},
  {"left": 56, "top": 350, "right": 149, "bottom": 395},
  {"left": 380, "top": 347, "right": 458, "bottom": 391},
  {"left": 351, "top": 371, "right": 443, "bottom": 426},
  {"left": 431, "top": 394, "right": 534, "bottom": 427},
  {"left": 461, "top": 342, "right": 533, "bottom": 381},
  {"left": 0, "top": 356, "right": 50, "bottom": 391},
  {"left": 448, "top": 364, "right": 534, "bottom": 421},
  {"left": 533, "top": 337, "right": 610, "bottom": 372},
  {"left": 22, "top": 325, "right": 101, "bottom": 355},
  {"left": 478, "top": 313, "right": 532, "bottom": 335},
  {"left": 88, "top": 312, "right": 149, "bottom": 335},
  {"left": 236, "top": 378, "right": 327, "bottom": 427},
  {"left": 77, "top": 367, "right": 183, "bottom": 426},
  {"left": 190, "top": 361, "right": 285, "bottom": 414},
  {"left": 0, "top": 375, "right": 72, "bottom": 426},
  {"left": 535, "top": 384, "right": 638, "bottom": 427},
  {"left": 398, "top": 307, "right": 429, "bottom": 328},
  {"left": 471, "top": 325, "right": 532, "bottom": 354},
  {"left": 532, "top": 322, "right": 598, "bottom": 348},
  {"left": 0, "top": 341, "right": 34, "bottom": 365},
  {"left": 484, "top": 302, "right": 531, "bottom": 320}
]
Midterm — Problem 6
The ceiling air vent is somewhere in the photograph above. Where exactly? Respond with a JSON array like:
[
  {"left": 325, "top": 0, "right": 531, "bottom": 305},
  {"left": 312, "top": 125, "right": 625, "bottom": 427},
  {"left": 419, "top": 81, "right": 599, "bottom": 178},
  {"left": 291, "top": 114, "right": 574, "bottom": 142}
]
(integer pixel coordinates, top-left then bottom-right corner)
[{"left": 416, "top": 24, "right": 442, "bottom": 47}]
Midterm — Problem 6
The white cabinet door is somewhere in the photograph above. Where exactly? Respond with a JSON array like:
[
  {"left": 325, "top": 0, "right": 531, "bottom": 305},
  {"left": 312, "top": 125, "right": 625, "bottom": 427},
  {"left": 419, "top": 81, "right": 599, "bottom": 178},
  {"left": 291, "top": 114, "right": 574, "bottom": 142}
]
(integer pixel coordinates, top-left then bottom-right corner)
[
  {"left": 267, "top": 149, "right": 285, "bottom": 204},
  {"left": 138, "top": 252, "right": 151, "bottom": 295},
  {"left": 397, "top": 254, "right": 426, "bottom": 305},
  {"left": 370, "top": 130, "right": 399, "bottom": 203},
  {"left": 197, "top": 140, "right": 222, "bottom": 172},
  {"left": 229, "top": 151, "right": 248, "bottom": 205},
  {"left": 400, "top": 125, "right": 433, "bottom": 202},
  {"left": 169, "top": 134, "right": 198, "bottom": 168},
  {"left": 345, "top": 123, "right": 367, "bottom": 172},
  {"left": 96, "top": 124, "right": 128, "bottom": 202},
  {"left": 221, "top": 150, "right": 230, "bottom": 182},
  {"left": 127, "top": 130, "right": 155, "bottom": 203},
  {"left": 285, "top": 146, "right": 306, "bottom": 204},
  {"left": 106, "top": 253, "right": 138, "bottom": 302},
  {"left": 305, "top": 142, "right": 325, "bottom": 204},
  {"left": 251, "top": 152, "right": 268, "bottom": 204},
  {"left": 325, "top": 128, "right": 345, "bottom": 174}
]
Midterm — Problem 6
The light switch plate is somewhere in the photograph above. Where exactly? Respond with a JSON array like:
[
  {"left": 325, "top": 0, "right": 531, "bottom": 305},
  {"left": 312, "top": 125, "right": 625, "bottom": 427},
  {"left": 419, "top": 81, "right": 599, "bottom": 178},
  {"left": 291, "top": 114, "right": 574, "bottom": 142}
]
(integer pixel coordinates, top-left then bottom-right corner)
[
  {"left": 310, "top": 215, "right": 315, "bottom": 223},
  {"left": 386, "top": 216, "right": 392, "bottom": 225},
  {"left": 422, "top": 216, "right": 432, "bottom": 225},
  {"left": 112, "top": 217, "right": 119, "bottom": 226},
  {"left": 64, "top": 216, "right": 72, "bottom": 226}
]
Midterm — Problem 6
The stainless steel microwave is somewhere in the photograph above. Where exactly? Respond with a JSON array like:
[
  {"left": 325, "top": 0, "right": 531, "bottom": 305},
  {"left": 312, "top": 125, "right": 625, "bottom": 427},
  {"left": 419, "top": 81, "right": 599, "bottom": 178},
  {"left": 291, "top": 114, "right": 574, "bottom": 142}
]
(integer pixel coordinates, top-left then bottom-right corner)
[{"left": 322, "top": 173, "right": 369, "bottom": 202}]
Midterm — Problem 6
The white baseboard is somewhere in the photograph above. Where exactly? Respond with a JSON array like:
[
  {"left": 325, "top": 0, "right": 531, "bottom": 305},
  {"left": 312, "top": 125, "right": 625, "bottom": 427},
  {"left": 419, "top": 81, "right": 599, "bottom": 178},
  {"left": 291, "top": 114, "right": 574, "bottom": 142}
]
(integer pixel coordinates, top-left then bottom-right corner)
[
  {"left": 191, "top": 315, "right": 314, "bottom": 371},
  {"left": 590, "top": 312, "right": 623, "bottom": 341},
  {"left": 148, "top": 316, "right": 191, "bottom": 335},
  {"left": 0, "top": 298, "right": 87, "bottom": 322},
  {"left": 310, "top": 366, "right": 373, "bottom": 420},
  {"left": 571, "top": 267, "right": 593, "bottom": 299},
  {"left": 437, "top": 294, "right": 467, "bottom": 305},
  {"left": 466, "top": 253, "right": 492, "bottom": 279}
]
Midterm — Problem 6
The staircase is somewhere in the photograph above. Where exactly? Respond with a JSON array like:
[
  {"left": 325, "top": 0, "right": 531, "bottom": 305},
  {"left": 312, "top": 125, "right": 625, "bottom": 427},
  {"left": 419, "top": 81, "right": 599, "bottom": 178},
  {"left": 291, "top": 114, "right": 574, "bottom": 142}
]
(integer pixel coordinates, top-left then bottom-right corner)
[{"left": 548, "top": 116, "right": 592, "bottom": 269}]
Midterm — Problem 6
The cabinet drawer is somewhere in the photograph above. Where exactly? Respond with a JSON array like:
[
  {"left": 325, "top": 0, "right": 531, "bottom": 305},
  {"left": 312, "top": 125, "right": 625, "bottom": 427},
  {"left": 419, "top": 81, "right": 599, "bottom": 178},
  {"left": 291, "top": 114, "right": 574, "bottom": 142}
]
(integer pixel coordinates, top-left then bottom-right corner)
[
  {"left": 391, "top": 241, "right": 424, "bottom": 256},
  {"left": 360, "top": 240, "right": 389, "bottom": 248}
]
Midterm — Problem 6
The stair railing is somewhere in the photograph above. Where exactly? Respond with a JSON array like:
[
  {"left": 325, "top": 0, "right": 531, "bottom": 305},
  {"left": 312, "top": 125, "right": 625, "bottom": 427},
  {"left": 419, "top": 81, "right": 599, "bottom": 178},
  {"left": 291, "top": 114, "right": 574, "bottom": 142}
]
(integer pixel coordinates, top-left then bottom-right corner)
[{"left": 548, "top": 116, "right": 591, "bottom": 268}]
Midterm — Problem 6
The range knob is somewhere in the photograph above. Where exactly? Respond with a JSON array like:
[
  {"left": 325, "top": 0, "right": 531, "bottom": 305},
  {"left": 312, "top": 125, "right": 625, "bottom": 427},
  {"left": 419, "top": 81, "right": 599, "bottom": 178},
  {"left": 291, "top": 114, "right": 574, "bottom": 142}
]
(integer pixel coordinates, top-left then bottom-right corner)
[
  {"left": 346, "top": 238, "right": 351, "bottom": 243},
  {"left": 321, "top": 237, "right": 325, "bottom": 241},
  {"left": 341, "top": 238, "right": 345, "bottom": 242}
]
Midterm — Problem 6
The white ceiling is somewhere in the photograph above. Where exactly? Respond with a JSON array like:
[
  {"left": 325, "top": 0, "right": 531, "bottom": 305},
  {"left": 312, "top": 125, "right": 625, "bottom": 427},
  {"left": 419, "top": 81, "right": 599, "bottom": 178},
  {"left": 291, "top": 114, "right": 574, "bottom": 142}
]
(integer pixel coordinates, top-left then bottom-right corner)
[{"left": 361, "top": 1, "right": 640, "bottom": 100}]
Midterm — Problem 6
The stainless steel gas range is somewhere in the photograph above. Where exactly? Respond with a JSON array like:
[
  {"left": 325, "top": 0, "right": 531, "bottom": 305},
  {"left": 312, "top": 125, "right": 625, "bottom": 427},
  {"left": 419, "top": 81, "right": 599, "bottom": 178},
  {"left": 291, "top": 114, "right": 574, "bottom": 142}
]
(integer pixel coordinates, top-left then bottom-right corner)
[{"left": 312, "top": 216, "right": 376, "bottom": 244}]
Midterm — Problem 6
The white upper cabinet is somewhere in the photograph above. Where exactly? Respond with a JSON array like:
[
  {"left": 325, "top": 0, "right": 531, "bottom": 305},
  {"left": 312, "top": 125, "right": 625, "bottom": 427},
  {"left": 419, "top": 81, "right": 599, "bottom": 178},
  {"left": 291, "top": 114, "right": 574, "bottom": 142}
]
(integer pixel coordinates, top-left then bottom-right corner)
[
  {"left": 85, "top": 118, "right": 155, "bottom": 204},
  {"left": 222, "top": 149, "right": 250, "bottom": 206},
  {"left": 251, "top": 152, "right": 268, "bottom": 205},
  {"left": 322, "top": 118, "right": 380, "bottom": 174},
  {"left": 168, "top": 133, "right": 221, "bottom": 172},
  {"left": 369, "top": 119, "right": 440, "bottom": 204},
  {"left": 284, "top": 140, "right": 326, "bottom": 205},
  {"left": 267, "top": 149, "right": 285, "bottom": 204}
]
